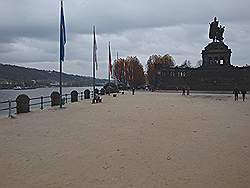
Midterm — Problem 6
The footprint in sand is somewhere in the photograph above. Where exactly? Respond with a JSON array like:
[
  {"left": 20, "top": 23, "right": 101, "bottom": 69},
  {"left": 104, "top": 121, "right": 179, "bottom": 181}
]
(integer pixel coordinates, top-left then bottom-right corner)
[
  {"left": 102, "top": 162, "right": 111, "bottom": 170},
  {"left": 167, "top": 155, "right": 172, "bottom": 160}
]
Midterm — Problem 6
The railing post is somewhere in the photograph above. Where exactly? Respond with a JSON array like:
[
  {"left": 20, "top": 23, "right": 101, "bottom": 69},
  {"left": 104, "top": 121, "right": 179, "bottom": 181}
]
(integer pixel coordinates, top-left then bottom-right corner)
[
  {"left": 41, "top": 96, "right": 44, "bottom": 110},
  {"left": 81, "top": 92, "right": 83, "bottom": 101},
  {"left": 8, "top": 99, "right": 11, "bottom": 118},
  {"left": 65, "top": 94, "right": 68, "bottom": 103}
]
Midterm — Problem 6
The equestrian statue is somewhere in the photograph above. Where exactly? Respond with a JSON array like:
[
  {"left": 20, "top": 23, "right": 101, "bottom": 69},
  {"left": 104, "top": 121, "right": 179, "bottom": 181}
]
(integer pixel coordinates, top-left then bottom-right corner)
[{"left": 209, "top": 17, "right": 225, "bottom": 42}]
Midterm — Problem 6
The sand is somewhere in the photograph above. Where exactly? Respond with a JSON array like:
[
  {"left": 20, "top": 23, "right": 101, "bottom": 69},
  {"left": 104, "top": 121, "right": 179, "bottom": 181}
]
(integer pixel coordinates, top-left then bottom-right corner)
[{"left": 0, "top": 91, "right": 249, "bottom": 188}]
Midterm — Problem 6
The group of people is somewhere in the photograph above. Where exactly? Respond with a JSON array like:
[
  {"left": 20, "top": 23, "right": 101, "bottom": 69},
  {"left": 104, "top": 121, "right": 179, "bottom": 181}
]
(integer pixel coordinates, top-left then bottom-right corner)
[
  {"left": 131, "top": 86, "right": 247, "bottom": 102},
  {"left": 181, "top": 87, "right": 190, "bottom": 96},
  {"left": 233, "top": 88, "right": 247, "bottom": 101}
]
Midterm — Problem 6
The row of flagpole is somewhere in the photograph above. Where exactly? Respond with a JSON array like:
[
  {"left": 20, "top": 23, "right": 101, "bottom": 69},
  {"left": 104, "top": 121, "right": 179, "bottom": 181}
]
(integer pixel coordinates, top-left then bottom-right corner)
[{"left": 59, "top": 1, "right": 117, "bottom": 106}]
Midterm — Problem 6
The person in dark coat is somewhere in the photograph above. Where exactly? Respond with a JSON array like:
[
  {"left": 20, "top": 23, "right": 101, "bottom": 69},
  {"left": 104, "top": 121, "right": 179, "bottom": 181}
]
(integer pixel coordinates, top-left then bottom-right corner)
[
  {"left": 240, "top": 88, "right": 247, "bottom": 101},
  {"left": 132, "top": 88, "right": 135, "bottom": 95},
  {"left": 182, "top": 87, "right": 185, "bottom": 95},
  {"left": 233, "top": 87, "right": 239, "bottom": 101},
  {"left": 187, "top": 86, "right": 190, "bottom": 95}
]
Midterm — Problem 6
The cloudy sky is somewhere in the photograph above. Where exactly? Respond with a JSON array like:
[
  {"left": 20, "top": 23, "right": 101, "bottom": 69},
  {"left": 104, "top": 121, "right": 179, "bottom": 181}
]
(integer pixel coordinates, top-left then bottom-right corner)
[{"left": 0, "top": 0, "right": 249, "bottom": 78}]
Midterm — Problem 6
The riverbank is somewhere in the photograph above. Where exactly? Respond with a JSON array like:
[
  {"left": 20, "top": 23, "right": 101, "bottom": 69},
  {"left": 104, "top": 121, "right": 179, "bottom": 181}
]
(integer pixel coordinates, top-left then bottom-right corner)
[{"left": 0, "top": 92, "right": 249, "bottom": 188}]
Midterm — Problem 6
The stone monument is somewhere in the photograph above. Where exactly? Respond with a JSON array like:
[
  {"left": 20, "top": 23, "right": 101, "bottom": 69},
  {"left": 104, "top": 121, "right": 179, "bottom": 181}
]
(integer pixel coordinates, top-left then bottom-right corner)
[{"left": 202, "top": 17, "right": 232, "bottom": 67}]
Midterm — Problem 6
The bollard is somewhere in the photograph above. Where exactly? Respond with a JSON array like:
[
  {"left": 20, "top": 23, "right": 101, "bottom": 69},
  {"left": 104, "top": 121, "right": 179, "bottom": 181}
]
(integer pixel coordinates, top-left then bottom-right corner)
[
  {"left": 100, "top": 88, "right": 105, "bottom": 95},
  {"left": 81, "top": 92, "right": 83, "bottom": 100},
  {"left": 41, "top": 96, "right": 44, "bottom": 110},
  {"left": 8, "top": 99, "right": 11, "bottom": 118},
  {"left": 84, "top": 89, "right": 90, "bottom": 99},
  {"left": 71, "top": 90, "right": 78, "bottom": 103},
  {"left": 50, "top": 91, "right": 60, "bottom": 107},
  {"left": 16, "top": 94, "right": 30, "bottom": 114}
]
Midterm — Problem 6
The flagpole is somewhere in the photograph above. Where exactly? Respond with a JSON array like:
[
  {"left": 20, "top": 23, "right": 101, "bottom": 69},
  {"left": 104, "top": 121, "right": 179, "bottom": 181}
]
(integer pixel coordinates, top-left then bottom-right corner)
[
  {"left": 59, "top": 0, "right": 65, "bottom": 108},
  {"left": 92, "top": 26, "right": 96, "bottom": 103},
  {"left": 116, "top": 51, "right": 119, "bottom": 87},
  {"left": 108, "top": 42, "right": 111, "bottom": 95},
  {"left": 59, "top": 1, "right": 62, "bottom": 108},
  {"left": 59, "top": 60, "right": 62, "bottom": 108}
]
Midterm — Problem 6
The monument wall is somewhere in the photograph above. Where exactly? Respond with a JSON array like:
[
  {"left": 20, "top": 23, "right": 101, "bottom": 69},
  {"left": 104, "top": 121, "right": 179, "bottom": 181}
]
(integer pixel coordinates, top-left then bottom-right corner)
[{"left": 154, "top": 64, "right": 250, "bottom": 91}]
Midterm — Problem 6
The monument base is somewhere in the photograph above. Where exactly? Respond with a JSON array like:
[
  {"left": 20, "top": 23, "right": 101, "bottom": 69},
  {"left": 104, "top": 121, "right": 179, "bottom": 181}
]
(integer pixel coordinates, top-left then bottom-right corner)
[{"left": 202, "top": 42, "right": 232, "bottom": 67}]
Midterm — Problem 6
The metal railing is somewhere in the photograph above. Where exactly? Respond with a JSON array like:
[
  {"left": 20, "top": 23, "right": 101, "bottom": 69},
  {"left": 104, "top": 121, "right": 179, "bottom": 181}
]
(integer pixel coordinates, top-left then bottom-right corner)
[
  {"left": 0, "top": 91, "right": 87, "bottom": 118},
  {"left": 0, "top": 99, "right": 16, "bottom": 118}
]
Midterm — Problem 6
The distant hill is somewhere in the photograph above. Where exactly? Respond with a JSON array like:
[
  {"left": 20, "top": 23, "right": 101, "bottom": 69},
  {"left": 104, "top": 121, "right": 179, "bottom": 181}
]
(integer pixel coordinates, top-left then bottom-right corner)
[{"left": 0, "top": 63, "right": 107, "bottom": 88}]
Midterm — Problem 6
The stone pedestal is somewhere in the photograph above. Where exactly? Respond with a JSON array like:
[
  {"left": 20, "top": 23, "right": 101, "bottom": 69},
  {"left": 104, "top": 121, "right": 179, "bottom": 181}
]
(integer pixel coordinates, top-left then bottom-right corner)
[{"left": 202, "top": 42, "right": 232, "bottom": 67}]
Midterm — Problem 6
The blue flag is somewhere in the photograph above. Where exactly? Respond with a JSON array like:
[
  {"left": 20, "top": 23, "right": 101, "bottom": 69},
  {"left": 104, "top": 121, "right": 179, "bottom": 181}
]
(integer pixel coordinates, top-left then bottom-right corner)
[{"left": 60, "top": 0, "right": 66, "bottom": 62}]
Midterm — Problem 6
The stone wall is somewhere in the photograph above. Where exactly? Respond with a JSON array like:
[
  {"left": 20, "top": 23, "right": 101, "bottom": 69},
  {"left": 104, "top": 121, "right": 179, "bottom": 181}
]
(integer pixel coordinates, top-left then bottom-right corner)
[{"left": 154, "top": 64, "right": 250, "bottom": 91}]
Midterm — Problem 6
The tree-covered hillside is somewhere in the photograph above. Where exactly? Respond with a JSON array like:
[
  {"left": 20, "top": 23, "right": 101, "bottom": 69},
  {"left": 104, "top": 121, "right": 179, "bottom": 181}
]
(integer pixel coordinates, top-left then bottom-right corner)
[{"left": 0, "top": 63, "right": 107, "bottom": 88}]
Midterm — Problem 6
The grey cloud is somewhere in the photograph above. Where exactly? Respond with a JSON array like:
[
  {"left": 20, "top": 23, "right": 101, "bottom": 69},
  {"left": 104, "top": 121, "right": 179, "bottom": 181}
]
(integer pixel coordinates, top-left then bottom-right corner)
[
  {"left": 1, "top": 0, "right": 250, "bottom": 40},
  {"left": 0, "top": 0, "right": 250, "bottom": 78}
]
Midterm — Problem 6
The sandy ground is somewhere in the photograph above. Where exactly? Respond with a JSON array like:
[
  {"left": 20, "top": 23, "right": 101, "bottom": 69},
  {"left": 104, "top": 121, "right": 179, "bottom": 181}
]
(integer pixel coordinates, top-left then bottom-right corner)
[{"left": 0, "top": 91, "right": 249, "bottom": 188}]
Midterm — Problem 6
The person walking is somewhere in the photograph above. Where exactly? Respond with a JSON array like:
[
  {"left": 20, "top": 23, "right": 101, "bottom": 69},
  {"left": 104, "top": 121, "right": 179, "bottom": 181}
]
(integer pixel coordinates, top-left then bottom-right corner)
[
  {"left": 187, "top": 86, "right": 190, "bottom": 95},
  {"left": 233, "top": 87, "right": 239, "bottom": 101},
  {"left": 182, "top": 87, "right": 186, "bottom": 95},
  {"left": 132, "top": 87, "right": 135, "bottom": 95},
  {"left": 241, "top": 88, "right": 247, "bottom": 101}
]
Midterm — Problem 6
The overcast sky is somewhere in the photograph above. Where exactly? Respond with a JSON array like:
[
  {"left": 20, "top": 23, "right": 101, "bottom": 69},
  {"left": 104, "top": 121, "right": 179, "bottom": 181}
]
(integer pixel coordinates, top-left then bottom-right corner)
[{"left": 0, "top": 0, "right": 249, "bottom": 78}]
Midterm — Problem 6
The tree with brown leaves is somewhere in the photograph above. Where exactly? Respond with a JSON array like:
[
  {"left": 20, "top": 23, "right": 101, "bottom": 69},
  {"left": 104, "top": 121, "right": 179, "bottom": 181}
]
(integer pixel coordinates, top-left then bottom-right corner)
[
  {"left": 113, "top": 56, "right": 145, "bottom": 88},
  {"left": 147, "top": 54, "right": 175, "bottom": 87}
]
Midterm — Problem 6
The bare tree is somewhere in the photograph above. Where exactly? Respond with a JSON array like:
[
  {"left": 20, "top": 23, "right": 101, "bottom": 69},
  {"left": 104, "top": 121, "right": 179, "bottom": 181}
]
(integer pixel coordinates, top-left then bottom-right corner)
[
  {"left": 179, "top": 59, "right": 192, "bottom": 68},
  {"left": 195, "top": 60, "right": 203, "bottom": 68}
]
